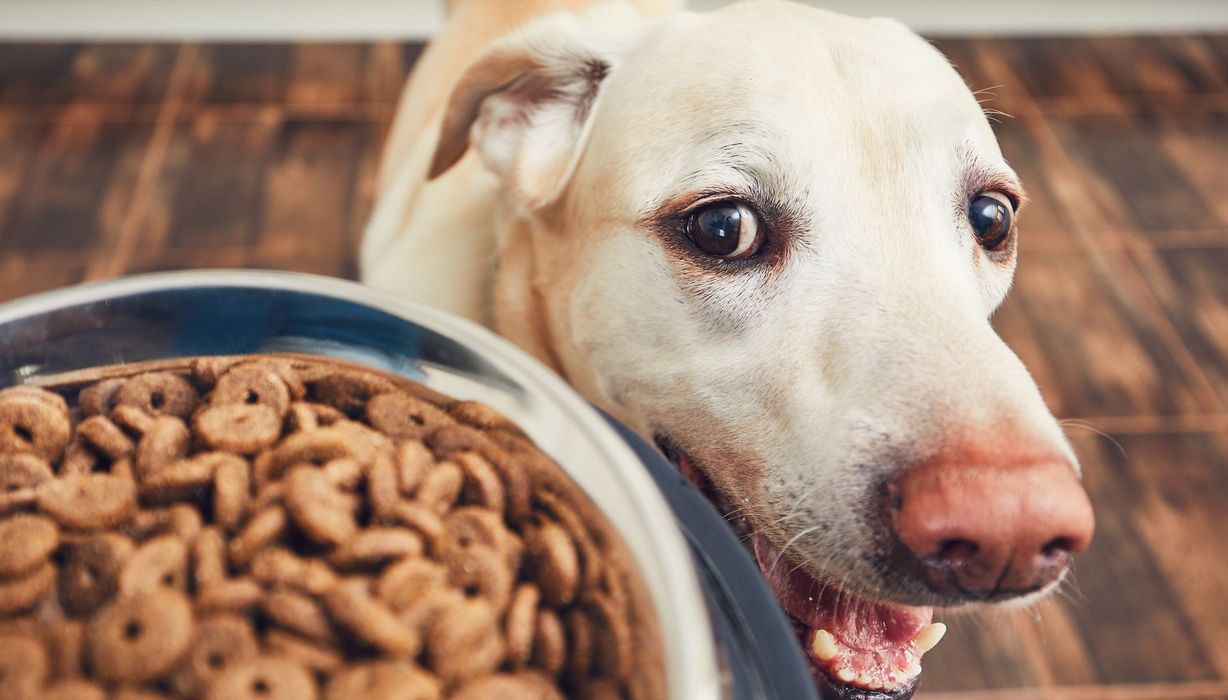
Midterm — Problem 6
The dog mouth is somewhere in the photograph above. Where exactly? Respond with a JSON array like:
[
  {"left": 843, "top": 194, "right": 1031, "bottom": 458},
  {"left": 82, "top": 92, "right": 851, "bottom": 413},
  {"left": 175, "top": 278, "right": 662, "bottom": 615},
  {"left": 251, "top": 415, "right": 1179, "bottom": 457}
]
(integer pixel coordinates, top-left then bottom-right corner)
[{"left": 655, "top": 436, "right": 945, "bottom": 700}]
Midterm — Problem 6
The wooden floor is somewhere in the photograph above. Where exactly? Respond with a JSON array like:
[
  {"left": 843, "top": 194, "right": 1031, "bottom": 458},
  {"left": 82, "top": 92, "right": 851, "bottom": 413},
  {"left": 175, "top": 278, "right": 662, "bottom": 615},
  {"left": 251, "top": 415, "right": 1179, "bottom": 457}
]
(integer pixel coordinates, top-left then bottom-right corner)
[{"left": 1, "top": 37, "right": 1227, "bottom": 699}]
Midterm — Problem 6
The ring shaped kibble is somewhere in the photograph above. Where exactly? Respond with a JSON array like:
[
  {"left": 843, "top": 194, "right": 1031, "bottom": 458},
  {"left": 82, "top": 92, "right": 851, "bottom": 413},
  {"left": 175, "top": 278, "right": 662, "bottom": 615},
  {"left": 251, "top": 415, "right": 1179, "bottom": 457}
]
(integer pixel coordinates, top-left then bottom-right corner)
[
  {"left": 172, "top": 614, "right": 260, "bottom": 696},
  {"left": 60, "top": 533, "right": 135, "bottom": 616},
  {"left": 210, "top": 365, "right": 293, "bottom": 417},
  {"left": 114, "top": 372, "right": 199, "bottom": 419},
  {"left": 0, "top": 389, "right": 72, "bottom": 462},
  {"left": 0, "top": 354, "right": 663, "bottom": 699},
  {"left": 87, "top": 588, "right": 195, "bottom": 683}
]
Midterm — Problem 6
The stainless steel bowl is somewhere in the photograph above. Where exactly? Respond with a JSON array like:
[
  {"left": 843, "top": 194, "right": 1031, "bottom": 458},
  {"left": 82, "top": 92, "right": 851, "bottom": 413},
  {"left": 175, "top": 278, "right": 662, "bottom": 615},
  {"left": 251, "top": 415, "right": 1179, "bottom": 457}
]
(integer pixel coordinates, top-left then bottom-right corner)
[{"left": 0, "top": 270, "right": 723, "bottom": 699}]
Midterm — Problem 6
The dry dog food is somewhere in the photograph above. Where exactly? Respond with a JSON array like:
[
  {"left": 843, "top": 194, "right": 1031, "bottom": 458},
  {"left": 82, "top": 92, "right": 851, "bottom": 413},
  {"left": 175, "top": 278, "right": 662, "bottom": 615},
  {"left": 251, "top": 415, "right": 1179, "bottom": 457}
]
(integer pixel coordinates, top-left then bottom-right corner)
[{"left": 0, "top": 355, "right": 663, "bottom": 699}]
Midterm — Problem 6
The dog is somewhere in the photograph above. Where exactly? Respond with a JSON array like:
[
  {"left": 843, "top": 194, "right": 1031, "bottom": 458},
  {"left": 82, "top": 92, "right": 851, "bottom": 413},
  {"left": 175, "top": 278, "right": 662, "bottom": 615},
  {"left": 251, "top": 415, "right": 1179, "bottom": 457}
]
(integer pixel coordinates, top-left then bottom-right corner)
[{"left": 361, "top": 1, "right": 1096, "bottom": 698}]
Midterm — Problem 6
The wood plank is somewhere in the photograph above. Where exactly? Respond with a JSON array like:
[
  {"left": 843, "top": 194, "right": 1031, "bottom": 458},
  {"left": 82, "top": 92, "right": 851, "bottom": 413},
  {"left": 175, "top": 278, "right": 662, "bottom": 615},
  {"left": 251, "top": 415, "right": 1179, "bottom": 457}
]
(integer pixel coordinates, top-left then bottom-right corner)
[
  {"left": 111, "top": 110, "right": 376, "bottom": 277},
  {"left": 1095, "top": 430, "right": 1228, "bottom": 679},
  {"left": 0, "top": 104, "right": 151, "bottom": 252},
  {"left": 1196, "top": 35, "right": 1228, "bottom": 85},
  {"left": 0, "top": 113, "right": 43, "bottom": 229},
  {"left": 1153, "top": 112, "right": 1228, "bottom": 241},
  {"left": 921, "top": 597, "right": 1097, "bottom": 691},
  {"left": 179, "top": 42, "right": 418, "bottom": 108},
  {"left": 1087, "top": 36, "right": 1228, "bottom": 108},
  {"left": 1059, "top": 431, "right": 1221, "bottom": 684},
  {"left": 921, "top": 679, "right": 1228, "bottom": 700},
  {"left": 977, "top": 36, "right": 1228, "bottom": 114},
  {"left": 940, "top": 36, "right": 1228, "bottom": 117},
  {"left": 995, "top": 37, "right": 1130, "bottom": 110},
  {"left": 156, "top": 110, "right": 284, "bottom": 249},
  {"left": 255, "top": 117, "right": 374, "bottom": 278},
  {"left": 992, "top": 249, "right": 1219, "bottom": 417},
  {"left": 1129, "top": 247, "right": 1228, "bottom": 423},
  {"left": 117, "top": 244, "right": 346, "bottom": 279},
  {"left": 0, "top": 43, "right": 177, "bottom": 106},
  {"left": 0, "top": 252, "right": 86, "bottom": 303},
  {"left": 82, "top": 45, "right": 195, "bottom": 282},
  {"left": 1046, "top": 112, "right": 1228, "bottom": 238}
]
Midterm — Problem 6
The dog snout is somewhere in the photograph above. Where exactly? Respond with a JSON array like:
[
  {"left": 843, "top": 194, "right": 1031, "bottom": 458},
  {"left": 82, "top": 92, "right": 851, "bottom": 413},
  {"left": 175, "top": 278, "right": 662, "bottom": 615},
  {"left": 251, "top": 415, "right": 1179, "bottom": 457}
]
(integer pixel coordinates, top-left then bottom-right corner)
[{"left": 885, "top": 452, "right": 1095, "bottom": 600}]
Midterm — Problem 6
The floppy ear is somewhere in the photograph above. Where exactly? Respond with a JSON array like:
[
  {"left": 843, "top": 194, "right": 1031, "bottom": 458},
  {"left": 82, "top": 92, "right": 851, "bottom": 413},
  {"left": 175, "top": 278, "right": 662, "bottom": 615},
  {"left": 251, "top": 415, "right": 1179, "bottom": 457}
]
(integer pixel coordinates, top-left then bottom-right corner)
[{"left": 427, "top": 6, "right": 647, "bottom": 209}]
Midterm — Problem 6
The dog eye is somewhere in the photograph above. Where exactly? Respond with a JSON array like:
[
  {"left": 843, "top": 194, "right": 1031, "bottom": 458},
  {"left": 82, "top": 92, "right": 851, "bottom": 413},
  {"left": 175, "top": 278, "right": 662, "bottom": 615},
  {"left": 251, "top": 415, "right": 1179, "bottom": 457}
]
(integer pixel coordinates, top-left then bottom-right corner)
[
  {"left": 968, "top": 192, "right": 1015, "bottom": 250},
  {"left": 687, "top": 202, "right": 762, "bottom": 259}
]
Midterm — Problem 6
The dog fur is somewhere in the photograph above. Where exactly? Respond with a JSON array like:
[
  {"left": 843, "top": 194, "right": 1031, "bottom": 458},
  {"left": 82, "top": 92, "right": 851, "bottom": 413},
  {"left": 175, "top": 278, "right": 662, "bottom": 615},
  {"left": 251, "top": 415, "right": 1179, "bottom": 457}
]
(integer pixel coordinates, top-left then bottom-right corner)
[{"left": 362, "top": 0, "right": 1079, "bottom": 609}]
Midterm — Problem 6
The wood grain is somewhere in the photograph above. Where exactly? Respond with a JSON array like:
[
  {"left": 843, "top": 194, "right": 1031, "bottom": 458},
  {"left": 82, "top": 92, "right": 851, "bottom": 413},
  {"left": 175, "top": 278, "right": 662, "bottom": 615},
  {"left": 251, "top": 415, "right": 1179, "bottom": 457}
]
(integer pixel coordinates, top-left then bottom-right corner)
[
  {"left": 0, "top": 105, "right": 151, "bottom": 252},
  {"left": 993, "top": 248, "right": 1219, "bottom": 418},
  {"left": 0, "top": 35, "right": 1226, "bottom": 700},
  {"left": 0, "top": 43, "right": 177, "bottom": 107},
  {"left": 180, "top": 42, "right": 419, "bottom": 109}
]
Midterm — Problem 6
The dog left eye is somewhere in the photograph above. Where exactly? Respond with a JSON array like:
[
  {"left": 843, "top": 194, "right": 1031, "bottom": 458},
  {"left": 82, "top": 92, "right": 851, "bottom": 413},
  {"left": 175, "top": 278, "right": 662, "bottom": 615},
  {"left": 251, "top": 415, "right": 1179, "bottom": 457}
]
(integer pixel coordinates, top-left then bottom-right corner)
[
  {"left": 968, "top": 192, "right": 1015, "bottom": 251},
  {"left": 687, "top": 202, "right": 763, "bottom": 259}
]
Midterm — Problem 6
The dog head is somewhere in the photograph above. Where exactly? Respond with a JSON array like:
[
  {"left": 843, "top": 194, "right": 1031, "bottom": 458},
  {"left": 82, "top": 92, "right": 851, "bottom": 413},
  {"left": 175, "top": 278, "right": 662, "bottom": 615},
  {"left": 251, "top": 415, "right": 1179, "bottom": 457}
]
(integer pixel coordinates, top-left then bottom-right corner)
[{"left": 430, "top": 2, "right": 1095, "bottom": 697}]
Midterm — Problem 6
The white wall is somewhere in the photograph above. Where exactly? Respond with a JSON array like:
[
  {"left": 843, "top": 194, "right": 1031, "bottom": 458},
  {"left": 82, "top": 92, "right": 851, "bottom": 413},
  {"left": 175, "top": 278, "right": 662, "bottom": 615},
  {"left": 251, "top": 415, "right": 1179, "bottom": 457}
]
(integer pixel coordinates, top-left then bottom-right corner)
[{"left": 4, "top": 0, "right": 1228, "bottom": 40}]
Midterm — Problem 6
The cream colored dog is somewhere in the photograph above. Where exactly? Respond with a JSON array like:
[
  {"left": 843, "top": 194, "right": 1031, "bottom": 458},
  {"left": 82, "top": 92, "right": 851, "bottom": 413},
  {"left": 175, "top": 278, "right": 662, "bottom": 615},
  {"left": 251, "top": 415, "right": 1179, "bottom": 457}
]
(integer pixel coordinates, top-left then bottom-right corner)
[{"left": 362, "top": 1, "right": 1095, "bottom": 697}]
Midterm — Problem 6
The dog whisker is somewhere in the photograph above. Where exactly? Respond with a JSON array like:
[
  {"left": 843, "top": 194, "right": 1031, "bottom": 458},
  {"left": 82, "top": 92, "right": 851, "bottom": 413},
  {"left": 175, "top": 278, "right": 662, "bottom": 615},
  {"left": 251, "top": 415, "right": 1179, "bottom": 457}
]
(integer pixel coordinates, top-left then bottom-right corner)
[
  {"left": 1050, "top": 587, "right": 1082, "bottom": 610},
  {"left": 1058, "top": 564, "right": 1088, "bottom": 604},
  {"left": 751, "top": 484, "right": 827, "bottom": 549},
  {"left": 721, "top": 507, "right": 751, "bottom": 524},
  {"left": 1059, "top": 418, "right": 1128, "bottom": 458},
  {"left": 768, "top": 525, "right": 822, "bottom": 577},
  {"left": 982, "top": 108, "right": 1014, "bottom": 124}
]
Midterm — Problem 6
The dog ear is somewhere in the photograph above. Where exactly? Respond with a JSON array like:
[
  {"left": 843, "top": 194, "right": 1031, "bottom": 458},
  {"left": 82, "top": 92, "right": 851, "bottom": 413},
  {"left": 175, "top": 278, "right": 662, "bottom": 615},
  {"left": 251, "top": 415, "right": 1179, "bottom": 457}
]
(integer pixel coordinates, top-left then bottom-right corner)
[{"left": 427, "top": 7, "right": 647, "bottom": 209}]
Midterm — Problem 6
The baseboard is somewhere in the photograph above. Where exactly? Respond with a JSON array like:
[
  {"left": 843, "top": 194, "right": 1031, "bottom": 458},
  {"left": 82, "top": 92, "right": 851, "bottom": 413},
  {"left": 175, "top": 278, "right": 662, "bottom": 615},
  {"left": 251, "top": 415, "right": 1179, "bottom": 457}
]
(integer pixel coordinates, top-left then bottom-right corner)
[
  {"left": 4, "top": 0, "right": 1228, "bottom": 40},
  {"left": 0, "top": 0, "right": 443, "bottom": 41},
  {"left": 756, "top": 0, "right": 1228, "bottom": 36}
]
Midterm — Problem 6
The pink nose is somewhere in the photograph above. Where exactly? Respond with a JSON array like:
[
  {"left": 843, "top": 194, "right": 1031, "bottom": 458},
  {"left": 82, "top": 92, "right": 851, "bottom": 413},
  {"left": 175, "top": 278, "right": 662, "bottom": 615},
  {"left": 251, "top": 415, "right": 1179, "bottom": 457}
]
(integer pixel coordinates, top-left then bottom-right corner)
[{"left": 888, "top": 452, "right": 1095, "bottom": 598}]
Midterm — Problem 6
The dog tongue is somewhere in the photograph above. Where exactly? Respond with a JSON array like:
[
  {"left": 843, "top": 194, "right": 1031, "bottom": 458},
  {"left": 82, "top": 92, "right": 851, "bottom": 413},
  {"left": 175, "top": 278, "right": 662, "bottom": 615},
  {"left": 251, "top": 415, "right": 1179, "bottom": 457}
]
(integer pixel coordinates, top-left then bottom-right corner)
[{"left": 752, "top": 533, "right": 938, "bottom": 692}]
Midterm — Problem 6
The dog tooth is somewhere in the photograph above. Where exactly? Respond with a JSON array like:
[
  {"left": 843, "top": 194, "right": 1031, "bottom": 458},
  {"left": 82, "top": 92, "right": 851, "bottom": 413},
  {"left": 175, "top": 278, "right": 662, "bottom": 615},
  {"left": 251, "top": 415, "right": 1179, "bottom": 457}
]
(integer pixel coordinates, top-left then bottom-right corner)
[
  {"left": 856, "top": 673, "right": 874, "bottom": 688},
  {"left": 811, "top": 629, "right": 839, "bottom": 661},
  {"left": 915, "top": 622, "right": 947, "bottom": 654},
  {"left": 906, "top": 660, "right": 923, "bottom": 677},
  {"left": 836, "top": 666, "right": 857, "bottom": 684}
]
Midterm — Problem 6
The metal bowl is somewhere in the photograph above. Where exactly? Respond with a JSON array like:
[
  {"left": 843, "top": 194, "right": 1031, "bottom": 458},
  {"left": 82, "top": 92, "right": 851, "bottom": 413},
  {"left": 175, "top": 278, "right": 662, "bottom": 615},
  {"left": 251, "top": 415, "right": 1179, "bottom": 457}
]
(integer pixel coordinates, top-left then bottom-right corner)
[{"left": 0, "top": 270, "right": 722, "bottom": 700}]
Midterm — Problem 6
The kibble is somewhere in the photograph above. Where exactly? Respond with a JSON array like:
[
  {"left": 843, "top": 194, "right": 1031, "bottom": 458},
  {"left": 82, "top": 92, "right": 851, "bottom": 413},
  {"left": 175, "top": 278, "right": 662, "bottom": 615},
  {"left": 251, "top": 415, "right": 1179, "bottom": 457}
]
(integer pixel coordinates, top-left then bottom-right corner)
[{"left": 0, "top": 355, "right": 661, "bottom": 698}]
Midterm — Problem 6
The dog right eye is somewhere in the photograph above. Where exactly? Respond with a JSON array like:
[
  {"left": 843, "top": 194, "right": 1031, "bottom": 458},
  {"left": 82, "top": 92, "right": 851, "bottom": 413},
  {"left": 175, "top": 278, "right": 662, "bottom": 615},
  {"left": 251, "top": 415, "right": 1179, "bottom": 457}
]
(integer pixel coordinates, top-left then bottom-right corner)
[{"left": 687, "top": 202, "right": 763, "bottom": 260}]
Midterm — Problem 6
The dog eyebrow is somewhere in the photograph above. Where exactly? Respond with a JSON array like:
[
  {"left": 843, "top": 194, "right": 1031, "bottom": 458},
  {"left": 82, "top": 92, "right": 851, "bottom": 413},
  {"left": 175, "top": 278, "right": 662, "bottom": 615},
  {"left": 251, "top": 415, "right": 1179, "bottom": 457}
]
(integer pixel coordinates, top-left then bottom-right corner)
[
  {"left": 680, "top": 125, "right": 790, "bottom": 189},
  {"left": 959, "top": 146, "right": 1026, "bottom": 207},
  {"left": 639, "top": 134, "right": 811, "bottom": 239},
  {"left": 635, "top": 132, "right": 810, "bottom": 296},
  {"left": 662, "top": 123, "right": 813, "bottom": 220}
]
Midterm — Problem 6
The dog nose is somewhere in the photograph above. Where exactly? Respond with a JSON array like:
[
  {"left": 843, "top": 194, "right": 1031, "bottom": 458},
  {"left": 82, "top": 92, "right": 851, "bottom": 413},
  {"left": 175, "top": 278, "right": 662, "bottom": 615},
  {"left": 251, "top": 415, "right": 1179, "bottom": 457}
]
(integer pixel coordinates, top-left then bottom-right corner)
[{"left": 887, "top": 454, "right": 1094, "bottom": 598}]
